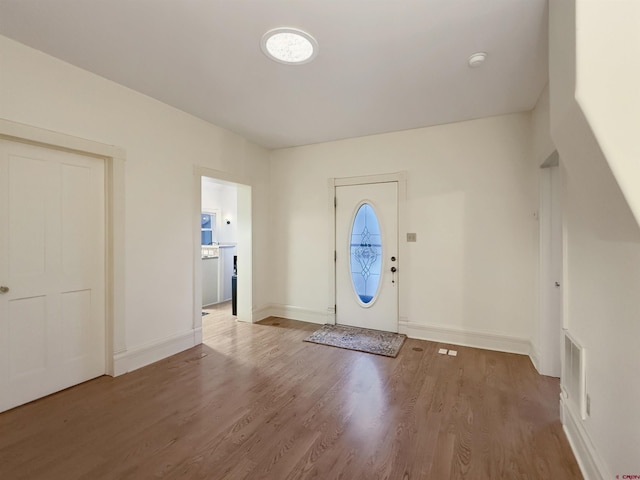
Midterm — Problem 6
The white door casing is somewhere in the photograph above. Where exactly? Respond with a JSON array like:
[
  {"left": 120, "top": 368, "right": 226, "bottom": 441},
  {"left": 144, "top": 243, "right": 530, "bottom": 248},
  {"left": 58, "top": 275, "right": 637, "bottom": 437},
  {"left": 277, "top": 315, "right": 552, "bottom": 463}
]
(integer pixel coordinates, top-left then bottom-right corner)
[
  {"left": 335, "top": 182, "right": 398, "bottom": 332},
  {"left": 0, "top": 139, "right": 106, "bottom": 412},
  {"left": 539, "top": 163, "right": 563, "bottom": 378}
]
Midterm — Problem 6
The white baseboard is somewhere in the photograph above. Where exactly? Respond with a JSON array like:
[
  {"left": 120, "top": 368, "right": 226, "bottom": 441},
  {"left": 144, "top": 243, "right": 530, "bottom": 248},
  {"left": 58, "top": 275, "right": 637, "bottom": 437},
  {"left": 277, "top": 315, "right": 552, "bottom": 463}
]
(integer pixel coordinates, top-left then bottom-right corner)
[
  {"left": 530, "top": 347, "right": 541, "bottom": 373},
  {"left": 561, "top": 397, "right": 609, "bottom": 480},
  {"left": 113, "top": 329, "right": 199, "bottom": 375},
  {"left": 398, "top": 320, "right": 531, "bottom": 355},
  {"left": 193, "top": 327, "right": 203, "bottom": 345},
  {"left": 254, "top": 303, "right": 329, "bottom": 325},
  {"left": 252, "top": 304, "right": 274, "bottom": 323}
]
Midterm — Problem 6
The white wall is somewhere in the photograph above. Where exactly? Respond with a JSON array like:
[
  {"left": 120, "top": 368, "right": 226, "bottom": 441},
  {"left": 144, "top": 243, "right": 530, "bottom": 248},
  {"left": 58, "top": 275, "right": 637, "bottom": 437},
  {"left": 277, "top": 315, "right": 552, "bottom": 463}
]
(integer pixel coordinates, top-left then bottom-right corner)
[
  {"left": 202, "top": 179, "right": 238, "bottom": 245},
  {"left": 575, "top": 1, "right": 640, "bottom": 230},
  {"left": 549, "top": 1, "right": 640, "bottom": 476},
  {"left": 269, "top": 113, "right": 538, "bottom": 350},
  {"left": 531, "top": 84, "right": 555, "bottom": 166},
  {"left": 0, "top": 35, "right": 270, "bottom": 370}
]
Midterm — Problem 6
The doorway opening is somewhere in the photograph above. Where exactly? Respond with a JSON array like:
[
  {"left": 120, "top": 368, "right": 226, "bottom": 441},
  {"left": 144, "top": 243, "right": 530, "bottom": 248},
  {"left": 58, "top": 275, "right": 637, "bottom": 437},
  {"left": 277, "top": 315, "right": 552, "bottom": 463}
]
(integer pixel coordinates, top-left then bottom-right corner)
[
  {"left": 201, "top": 177, "right": 236, "bottom": 313},
  {"left": 194, "top": 169, "right": 253, "bottom": 343}
]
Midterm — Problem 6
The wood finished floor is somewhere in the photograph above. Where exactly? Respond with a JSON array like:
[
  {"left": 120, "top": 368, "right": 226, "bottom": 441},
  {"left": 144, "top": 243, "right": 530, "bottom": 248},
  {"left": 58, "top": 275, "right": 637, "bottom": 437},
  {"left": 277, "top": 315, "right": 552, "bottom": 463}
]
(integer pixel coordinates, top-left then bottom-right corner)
[{"left": 0, "top": 303, "right": 582, "bottom": 480}]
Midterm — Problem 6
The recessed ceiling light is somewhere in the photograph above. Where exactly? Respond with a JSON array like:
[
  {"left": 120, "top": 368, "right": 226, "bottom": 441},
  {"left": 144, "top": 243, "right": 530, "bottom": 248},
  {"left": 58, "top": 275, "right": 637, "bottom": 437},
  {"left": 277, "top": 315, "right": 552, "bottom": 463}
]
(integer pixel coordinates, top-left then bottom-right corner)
[
  {"left": 468, "top": 52, "right": 487, "bottom": 68},
  {"left": 261, "top": 27, "right": 318, "bottom": 65}
]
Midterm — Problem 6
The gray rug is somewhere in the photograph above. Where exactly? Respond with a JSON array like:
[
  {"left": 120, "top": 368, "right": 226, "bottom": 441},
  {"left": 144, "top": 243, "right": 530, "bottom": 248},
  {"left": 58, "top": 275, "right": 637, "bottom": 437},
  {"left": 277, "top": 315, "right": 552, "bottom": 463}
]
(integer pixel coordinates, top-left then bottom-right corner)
[{"left": 304, "top": 324, "right": 406, "bottom": 357}]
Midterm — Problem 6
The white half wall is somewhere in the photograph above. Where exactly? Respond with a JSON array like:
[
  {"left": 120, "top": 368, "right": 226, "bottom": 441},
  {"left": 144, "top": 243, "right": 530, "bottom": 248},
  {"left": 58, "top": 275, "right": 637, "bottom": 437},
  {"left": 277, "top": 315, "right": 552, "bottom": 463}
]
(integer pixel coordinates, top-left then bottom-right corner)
[
  {"left": 269, "top": 113, "right": 538, "bottom": 347},
  {"left": 0, "top": 34, "right": 271, "bottom": 372}
]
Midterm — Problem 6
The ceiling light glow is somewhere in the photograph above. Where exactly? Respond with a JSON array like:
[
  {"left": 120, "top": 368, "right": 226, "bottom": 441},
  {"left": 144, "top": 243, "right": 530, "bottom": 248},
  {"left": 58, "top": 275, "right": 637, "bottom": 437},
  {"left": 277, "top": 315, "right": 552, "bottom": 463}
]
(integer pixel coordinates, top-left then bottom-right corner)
[
  {"left": 261, "top": 28, "right": 318, "bottom": 65},
  {"left": 468, "top": 52, "right": 487, "bottom": 68}
]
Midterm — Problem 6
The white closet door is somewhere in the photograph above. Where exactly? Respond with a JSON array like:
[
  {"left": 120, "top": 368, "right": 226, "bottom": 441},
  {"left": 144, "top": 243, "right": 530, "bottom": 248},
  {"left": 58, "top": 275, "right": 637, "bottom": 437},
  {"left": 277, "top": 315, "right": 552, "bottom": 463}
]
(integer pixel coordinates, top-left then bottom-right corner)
[{"left": 0, "top": 139, "right": 105, "bottom": 412}]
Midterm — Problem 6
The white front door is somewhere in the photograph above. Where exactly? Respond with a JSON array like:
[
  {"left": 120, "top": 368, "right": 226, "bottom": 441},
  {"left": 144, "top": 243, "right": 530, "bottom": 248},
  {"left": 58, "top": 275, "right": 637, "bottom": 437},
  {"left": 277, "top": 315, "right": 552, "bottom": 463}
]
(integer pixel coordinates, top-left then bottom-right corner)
[
  {"left": 0, "top": 139, "right": 106, "bottom": 412},
  {"left": 335, "top": 182, "right": 398, "bottom": 332}
]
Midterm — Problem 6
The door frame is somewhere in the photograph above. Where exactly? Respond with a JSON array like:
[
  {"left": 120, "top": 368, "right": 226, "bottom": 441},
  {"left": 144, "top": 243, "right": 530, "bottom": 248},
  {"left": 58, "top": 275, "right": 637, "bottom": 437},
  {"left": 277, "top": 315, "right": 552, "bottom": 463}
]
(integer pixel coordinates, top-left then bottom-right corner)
[
  {"left": 537, "top": 151, "right": 565, "bottom": 377},
  {"left": 0, "top": 118, "right": 125, "bottom": 376},
  {"left": 327, "top": 172, "right": 407, "bottom": 326}
]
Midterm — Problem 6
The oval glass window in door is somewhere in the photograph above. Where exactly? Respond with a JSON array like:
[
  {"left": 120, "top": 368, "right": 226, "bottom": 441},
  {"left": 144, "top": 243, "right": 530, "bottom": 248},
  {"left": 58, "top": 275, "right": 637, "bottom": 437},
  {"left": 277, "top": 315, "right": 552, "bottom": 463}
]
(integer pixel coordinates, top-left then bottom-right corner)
[{"left": 349, "top": 203, "right": 383, "bottom": 305}]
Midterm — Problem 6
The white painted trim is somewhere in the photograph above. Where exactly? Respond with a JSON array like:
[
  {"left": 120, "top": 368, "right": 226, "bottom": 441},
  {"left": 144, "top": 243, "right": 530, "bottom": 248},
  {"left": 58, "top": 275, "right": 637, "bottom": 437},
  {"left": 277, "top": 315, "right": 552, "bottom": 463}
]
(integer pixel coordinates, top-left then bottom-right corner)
[
  {"left": 106, "top": 154, "right": 126, "bottom": 376},
  {"left": 113, "top": 329, "right": 198, "bottom": 375},
  {"left": 194, "top": 166, "right": 251, "bottom": 187},
  {"left": 334, "top": 172, "right": 406, "bottom": 187},
  {"left": 256, "top": 304, "right": 329, "bottom": 325},
  {"left": 235, "top": 183, "right": 253, "bottom": 324},
  {"left": 561, "top": 163, "right": 570, "bottom": 331},
  {"left": 561, "top": 397, "right": 609, "bottom": 480},
  {"left": 0, "top": 118, "right": 125, "bottom": 378},
  {"left": 251, "top": 304, "right": 273, "bottom": 323},
  {"left": 326, "top": 305, "right": 336, "bottom": 325},
  {"left": 327, "top": 178, "right": 337, "bottom": 325},
  {"left": 0, "top": 118, "right": 125, "bottom": 159},
  {"left": 397, "top": 173, "right": 408, "bottom": 328},
  {"left": 193, "top": 173, "right": 204, "bottom": 335},
  {"left": 537, "top": 165, "right": 563, "bottom": 377},
  {"left": 194, "top": 327, "right": 203, "bottom": 346},
  {"left": 398, "top": 320, "right": 531, "bottom": 355},
  {"left": 530, "top": 347, "right": 541, "bottom": 373}
]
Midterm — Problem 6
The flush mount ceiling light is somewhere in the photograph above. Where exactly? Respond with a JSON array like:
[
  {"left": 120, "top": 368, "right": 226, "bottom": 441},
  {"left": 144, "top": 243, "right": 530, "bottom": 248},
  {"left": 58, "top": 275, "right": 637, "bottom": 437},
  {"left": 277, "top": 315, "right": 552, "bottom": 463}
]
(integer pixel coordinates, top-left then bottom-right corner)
[
  {"left": 468, "top": 52, "right": 487, "bottom": 68},
  {"left": 261, "top": 27, "right": 318, "bottom": 65}
]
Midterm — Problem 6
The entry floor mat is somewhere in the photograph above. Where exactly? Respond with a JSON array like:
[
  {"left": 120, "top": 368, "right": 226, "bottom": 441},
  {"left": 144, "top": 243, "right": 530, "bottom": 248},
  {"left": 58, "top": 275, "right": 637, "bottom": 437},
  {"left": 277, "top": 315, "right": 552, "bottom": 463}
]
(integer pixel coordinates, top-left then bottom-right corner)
[{"left": 304, "top": 324, "right": 406, "bottom": 358}]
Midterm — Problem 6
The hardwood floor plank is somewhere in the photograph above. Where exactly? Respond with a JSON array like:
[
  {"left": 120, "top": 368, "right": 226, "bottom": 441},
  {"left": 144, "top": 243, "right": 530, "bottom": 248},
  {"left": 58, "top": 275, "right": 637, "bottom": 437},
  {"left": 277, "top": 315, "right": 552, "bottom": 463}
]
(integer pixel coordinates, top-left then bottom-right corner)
[{"left": 0, "top": 306, "right": 582, "bottom": 479}]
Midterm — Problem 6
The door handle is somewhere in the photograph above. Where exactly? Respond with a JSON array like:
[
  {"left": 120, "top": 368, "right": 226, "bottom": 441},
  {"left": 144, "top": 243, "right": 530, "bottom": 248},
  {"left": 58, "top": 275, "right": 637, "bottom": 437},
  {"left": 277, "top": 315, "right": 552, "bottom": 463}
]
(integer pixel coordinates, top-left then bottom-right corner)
[
  {"left": 0, "top": 286, "right": 9, "bottom": 294},
  {"left": 555, "top": 282, "right": 560, "bottom": 288}
]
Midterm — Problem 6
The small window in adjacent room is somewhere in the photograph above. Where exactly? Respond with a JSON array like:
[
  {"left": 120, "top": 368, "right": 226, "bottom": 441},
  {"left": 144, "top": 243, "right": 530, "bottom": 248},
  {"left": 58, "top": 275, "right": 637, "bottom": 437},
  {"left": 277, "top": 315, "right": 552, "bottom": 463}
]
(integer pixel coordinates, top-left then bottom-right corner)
[{"left": 201, "top": 213, "right": 216, "bottom": 245}]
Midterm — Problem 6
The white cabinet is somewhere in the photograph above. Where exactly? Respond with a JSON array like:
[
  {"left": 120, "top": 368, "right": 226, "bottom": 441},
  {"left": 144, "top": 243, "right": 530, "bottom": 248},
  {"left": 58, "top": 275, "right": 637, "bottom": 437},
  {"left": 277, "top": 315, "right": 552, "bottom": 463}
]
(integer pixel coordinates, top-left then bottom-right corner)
[
  {"left": 202, "top": 246, "right": 235, "bottom": 307},
  {"left": 202, "top": 257, "right": 219, "bottom": 306}
]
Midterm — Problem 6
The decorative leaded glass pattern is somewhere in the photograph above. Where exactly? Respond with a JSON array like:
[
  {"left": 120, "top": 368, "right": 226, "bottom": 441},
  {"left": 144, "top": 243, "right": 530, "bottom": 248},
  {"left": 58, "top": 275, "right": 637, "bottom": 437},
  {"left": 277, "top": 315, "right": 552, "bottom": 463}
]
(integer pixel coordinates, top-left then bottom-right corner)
[{"left": 350, "top": 203, "right": 382, "bottom": 304}]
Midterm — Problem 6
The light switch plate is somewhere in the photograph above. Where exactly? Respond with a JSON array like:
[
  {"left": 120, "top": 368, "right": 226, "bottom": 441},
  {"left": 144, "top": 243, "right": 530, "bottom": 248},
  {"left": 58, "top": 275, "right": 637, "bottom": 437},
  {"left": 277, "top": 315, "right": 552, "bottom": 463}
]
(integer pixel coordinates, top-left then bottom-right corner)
[
  {"left": 438, "top": 348, "right": 448, "bottom": 355},
  {"left": 407, "top": 233, "right": 417, "bottom": 242},
  {"left": 448, "top": 350, "right": 457, "bottom": 356}
]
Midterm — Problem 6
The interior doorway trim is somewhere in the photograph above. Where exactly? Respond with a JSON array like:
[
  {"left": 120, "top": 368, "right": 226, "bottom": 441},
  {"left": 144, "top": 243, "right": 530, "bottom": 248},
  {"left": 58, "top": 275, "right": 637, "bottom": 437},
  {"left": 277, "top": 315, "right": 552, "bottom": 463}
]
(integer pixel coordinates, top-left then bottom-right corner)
[
  {"left": 194, "top": 166, "right": 253, "bottom": 334},
  {"left": 0, "top": 118, "right": 125, "bottom": 376},
  {"left": 536, "top": 151, "right": 564, "bottom": 378},
  {"left": 327, "top": 172, "right": 407, "bottom": 325}
]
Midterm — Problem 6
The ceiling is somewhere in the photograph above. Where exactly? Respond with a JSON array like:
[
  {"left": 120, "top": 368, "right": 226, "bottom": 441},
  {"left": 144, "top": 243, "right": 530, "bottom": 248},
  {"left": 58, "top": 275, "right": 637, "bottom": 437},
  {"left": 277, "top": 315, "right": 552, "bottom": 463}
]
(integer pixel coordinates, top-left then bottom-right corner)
[{"left": 0, "top": 0, "right": 548, "bottom": 150}]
